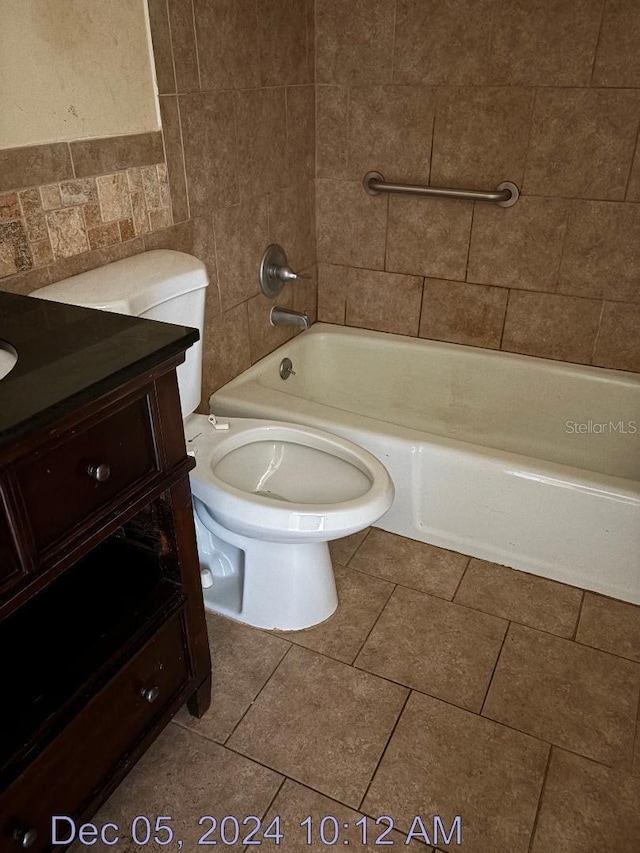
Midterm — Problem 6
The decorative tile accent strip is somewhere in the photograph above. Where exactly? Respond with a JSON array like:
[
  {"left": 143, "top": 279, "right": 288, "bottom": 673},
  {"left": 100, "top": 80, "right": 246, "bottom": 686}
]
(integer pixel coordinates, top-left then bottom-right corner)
[{"left": 0, "top": 163, "right": 173, "bottom": 280}]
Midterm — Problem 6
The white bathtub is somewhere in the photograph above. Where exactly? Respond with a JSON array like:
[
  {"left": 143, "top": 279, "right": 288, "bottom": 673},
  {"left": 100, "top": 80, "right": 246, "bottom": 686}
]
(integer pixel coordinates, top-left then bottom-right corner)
[{"left": 211, "top": 324, "right": 640, "bottom": 604}]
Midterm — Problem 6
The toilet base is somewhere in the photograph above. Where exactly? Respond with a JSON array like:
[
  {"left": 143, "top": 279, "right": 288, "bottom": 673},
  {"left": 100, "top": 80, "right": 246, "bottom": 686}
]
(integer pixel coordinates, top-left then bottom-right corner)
[{"left": 193, "top": 499, "right": 338, "bottom": 630}]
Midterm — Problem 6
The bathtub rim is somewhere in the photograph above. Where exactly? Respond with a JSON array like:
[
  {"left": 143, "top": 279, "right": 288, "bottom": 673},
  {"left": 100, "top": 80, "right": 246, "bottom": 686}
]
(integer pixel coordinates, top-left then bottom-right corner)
[
  {"left": 210, "top": 325, "right": 640, "bottom": 499},
  {"left": 264, "top": 322, "right": 640, "bottom": 387}
]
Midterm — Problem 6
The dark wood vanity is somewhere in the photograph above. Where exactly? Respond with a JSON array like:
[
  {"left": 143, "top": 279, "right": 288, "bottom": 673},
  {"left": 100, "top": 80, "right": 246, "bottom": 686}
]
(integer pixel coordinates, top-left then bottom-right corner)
[{"left": 0, "top": 291, "right": 211, "bottom": 851}]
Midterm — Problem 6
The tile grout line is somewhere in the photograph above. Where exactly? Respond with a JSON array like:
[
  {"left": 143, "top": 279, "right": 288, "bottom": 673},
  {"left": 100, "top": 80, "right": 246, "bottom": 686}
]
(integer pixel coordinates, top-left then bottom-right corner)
[
  {"left": 203, "top": 620, "right": 636, "bottom": 787},
  {"left": 589, "top": 298, "right": 606, "bottom": 365},
  {"left": 520, "top": 86, "right": 538, "bottom": 196},
  {"left": 382, "top": 193, "right": 391, "bottom": 273},
  {"left": 340, "top": 553, "right": 636, "bottom": 661},
  {"left": 350, "top": 582, "right": 397, "bottom": 664},
  {"left": 349, "top": 658, "right": 621, "bottom": 772},
  {"left": 369, "top": 578, "right": 640, "bottom": 664},
  {"left": 344, "top": 527, "right": 372, "bottom": 566},
  {"left": 572, "top": 635, "right": 640, "bottom": 665},
  {"left": 357, "top": 689, "right": 412, "bottom": 813},
  {"left": 462, "top": 201, "right": 475, "bottom": 282},
  {"left": 222, "top": 642, "right": 294, "bottom": 747},
  {"left": 190, "top": 0, "right": 202, "bottom": 92},
  {"left": 220, "top": 739, "right": 306, "bottom": 788},
  {"left": 163, "top": 0, "right": 178, "bottom": 108},
  {"left": 570, "top": 590, "right": 586, "bottom": 640},
  {"left": 588, "top": 1, "right": 607, "bottom": 86},
  {"left": 259, "top": 575, "right": 638, "bottom": 671},
  {"left": 345, "top": 85, "right": 351, "bottom": 182},
  {"left": 214, "top": 82, "right": 640, "bottom": 94},
  {"left": 292, "top": 248, "right": 638, "bottom": 299},
  {"left": 450, "top": 556, "right": 472, "bottom": 601},
  {"left": 228, "top": 545, "right": 639, "bottom": 668},
  {"left": 623, "top": 117, "right": 640, "bottom": 201},
  {"left": 415, "top": 275, "right": 426, "bottom": 337},
  {"left": 479, "top": 621, "right": 511, "bottom": 716},
  {"left": 164, "top": 0, "right": 192, "bottom": 223},
  {"left": 552, "top": 195, "right": 572, "bottom": 294},
  {"left": 390, "top": 0, "right": 398, "bottom": 84},
  {"left": 68, "top": 142, "right": 76, "bottom": 179},
  {"left": 184, "top": 714, "right": 634, "bottom": 822},
  {"left": 214, "top": 742, "right": 412, "bottom": 825},
  {"left": 258, "top": 775, "right": 288, "bottom": 824},
  {"left": 526, "top": 745, "right": 554, "bottom": 853},
  {"left": 630, "top": 681, "right": 640, "bottom": 776},
  {"left": 427, "top": 95, "right": 436, "bottom": 183},
  {"left": 498, "top": 286, "right": 511, "bottom": 349}
]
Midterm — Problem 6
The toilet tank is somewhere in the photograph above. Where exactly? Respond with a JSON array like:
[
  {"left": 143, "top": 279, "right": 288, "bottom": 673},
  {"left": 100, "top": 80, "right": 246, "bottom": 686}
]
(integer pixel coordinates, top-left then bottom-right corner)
[{"left": 31, "top": 250, "right": 208, "bottom": 417}]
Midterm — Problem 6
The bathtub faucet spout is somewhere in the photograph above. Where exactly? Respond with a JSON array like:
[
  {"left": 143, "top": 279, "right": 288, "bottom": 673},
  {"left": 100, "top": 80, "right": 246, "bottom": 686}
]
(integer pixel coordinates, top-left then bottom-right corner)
[{"left": 270, "top": 306, "right": 309, "bottom": 331}]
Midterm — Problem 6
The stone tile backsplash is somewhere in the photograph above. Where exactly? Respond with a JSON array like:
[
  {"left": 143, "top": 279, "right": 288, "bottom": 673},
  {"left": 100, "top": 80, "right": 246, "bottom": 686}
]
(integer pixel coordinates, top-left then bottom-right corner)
[{"left": 0, "top": 162, "right": 172, "bottom": 278}]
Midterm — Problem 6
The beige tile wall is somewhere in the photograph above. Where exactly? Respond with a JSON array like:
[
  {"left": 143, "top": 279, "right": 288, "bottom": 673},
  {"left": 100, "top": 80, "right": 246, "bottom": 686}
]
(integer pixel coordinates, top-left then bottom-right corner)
[
  {"left": 0, "top": 0, "right": 316, "bottom": 405},
  {"left": 3, "top": 0, "right": 638, "bottom": 396},
  {"left": 151, "top": 0, "right": 316, "bottom": 401},
  {"left": 315, "top": 0, "right": 640, "bottom": 373}
]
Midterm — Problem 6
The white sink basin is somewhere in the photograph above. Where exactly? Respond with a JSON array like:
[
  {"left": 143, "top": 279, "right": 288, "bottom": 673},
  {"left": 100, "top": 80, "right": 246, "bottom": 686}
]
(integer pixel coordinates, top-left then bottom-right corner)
[{"left": 0, "top": 340, "right": 17, "bottom": 380}]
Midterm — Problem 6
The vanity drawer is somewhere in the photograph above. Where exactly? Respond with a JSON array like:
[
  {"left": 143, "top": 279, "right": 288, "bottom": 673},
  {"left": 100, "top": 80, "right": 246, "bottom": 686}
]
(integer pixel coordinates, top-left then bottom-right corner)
[
  {"left": 17, "top": 393, "right": 159, "bottom": 552},
  {"left": 0, "top": 610, "right": 190, "bottom": 853}
]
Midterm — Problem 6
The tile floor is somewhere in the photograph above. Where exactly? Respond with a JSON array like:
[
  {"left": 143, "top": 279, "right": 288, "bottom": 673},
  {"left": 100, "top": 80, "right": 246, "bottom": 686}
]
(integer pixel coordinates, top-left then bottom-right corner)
[{"left": 78, "top": 529, "right": 640, "bottom": 853}]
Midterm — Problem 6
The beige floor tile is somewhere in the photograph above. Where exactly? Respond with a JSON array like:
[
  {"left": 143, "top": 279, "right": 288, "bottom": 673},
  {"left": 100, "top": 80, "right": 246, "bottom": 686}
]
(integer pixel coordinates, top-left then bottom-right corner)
[
  {"left": 483, "top": 624, "right": 640, "bottom": 767},
  {"left": 227, "top": 645, "right": 408, "bottom": 807},
  {"left": 454, "top": 558, "right": 583, "bottom": 638},
  {"left": 363, "top": 691, "right": 549, "bottom": 853},
  {"left": 173, "top": 613, "right": 289, "bottom": 742},
  {"left": 329, "top": 528, "right": 370, "bottom": 566},
  {"left": 355, "top": 586, "right": 507, "bottom": 712},
  {"left": 264, "top": 778, "right": 430, "bottom": 850},
  {"left": 70, "top": 725, "right": 282, "bottom": 852},
  {"left": 275, "top": 563, "right": 394, "bottom": 664},
  {"left": 531, "top": 748, "right": 640, "bottom": 853},
  {"left": 349, "top": 529, "right": 469, "bottom": 599},
  {"left": 576, "top": 592, "right": 640, "bottom": 662}
]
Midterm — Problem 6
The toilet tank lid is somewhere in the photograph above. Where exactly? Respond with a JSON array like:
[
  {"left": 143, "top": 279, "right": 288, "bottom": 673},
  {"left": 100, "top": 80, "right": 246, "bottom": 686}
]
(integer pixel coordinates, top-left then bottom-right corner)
[{"left": 32, "top": 250, "right": 209, "bottom": 316}]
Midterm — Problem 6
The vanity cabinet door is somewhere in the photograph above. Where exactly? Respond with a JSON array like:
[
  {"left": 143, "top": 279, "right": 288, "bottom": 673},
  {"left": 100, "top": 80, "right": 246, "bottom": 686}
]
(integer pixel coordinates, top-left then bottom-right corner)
[{"left": 0, "top": 496, "right": 22, "bottom": 595}]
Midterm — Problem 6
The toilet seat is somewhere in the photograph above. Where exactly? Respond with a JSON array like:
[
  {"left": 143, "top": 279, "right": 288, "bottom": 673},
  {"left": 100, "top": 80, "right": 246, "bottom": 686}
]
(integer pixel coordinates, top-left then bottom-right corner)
[{"left": 186, "top": 415, "right": 394, "bottom": 542}]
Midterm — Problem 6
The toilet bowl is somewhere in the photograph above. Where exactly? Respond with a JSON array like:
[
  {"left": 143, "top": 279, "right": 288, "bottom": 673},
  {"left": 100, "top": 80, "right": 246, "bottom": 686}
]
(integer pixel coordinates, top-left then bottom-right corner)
[
  {"left": 185, "top": 413, "right": 394, "bottom": 630},
  {"left": 30, "top": 250, "right": 394, "bottom": 631}
]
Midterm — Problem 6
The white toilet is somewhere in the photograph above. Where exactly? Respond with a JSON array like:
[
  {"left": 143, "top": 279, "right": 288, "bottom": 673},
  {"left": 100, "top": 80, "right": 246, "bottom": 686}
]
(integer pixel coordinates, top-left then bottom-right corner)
[{"left": 32, "top": 250, "right": 394, "bottom": 630}]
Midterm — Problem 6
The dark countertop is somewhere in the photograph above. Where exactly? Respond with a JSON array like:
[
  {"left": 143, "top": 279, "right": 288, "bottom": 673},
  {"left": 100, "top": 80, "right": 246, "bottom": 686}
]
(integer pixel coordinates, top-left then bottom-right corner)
[{"left": 0, "top": 291, "right": 198, "bottom": 448}]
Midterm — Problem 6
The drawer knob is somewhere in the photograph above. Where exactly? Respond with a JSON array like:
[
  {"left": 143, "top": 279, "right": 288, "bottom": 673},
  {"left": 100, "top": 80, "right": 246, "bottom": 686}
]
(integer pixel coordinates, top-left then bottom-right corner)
[
  {"left": 12, "top": 828, "right": 38, "bottom": 848},
  {"left": 87, "top": 463, "right": 111, "bottom": 482},
  {"left": 141, "top": 686, "right": 160, "bottom": 704}
]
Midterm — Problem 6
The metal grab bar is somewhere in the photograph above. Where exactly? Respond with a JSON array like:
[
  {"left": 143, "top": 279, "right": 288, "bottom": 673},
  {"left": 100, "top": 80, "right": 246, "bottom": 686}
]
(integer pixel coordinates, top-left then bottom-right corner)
[{"left": 363, "top": 171, "right": 520, "bottom": 207}]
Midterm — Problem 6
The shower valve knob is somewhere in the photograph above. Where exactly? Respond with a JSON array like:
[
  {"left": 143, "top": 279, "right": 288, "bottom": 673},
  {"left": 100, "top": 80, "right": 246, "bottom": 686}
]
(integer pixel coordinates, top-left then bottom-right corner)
[
  {"left": 259, "top": 244, "right": 309, "bottom": 297},
  {"left": 276, "top": 265, "right": 310, "bottom": 282}
]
